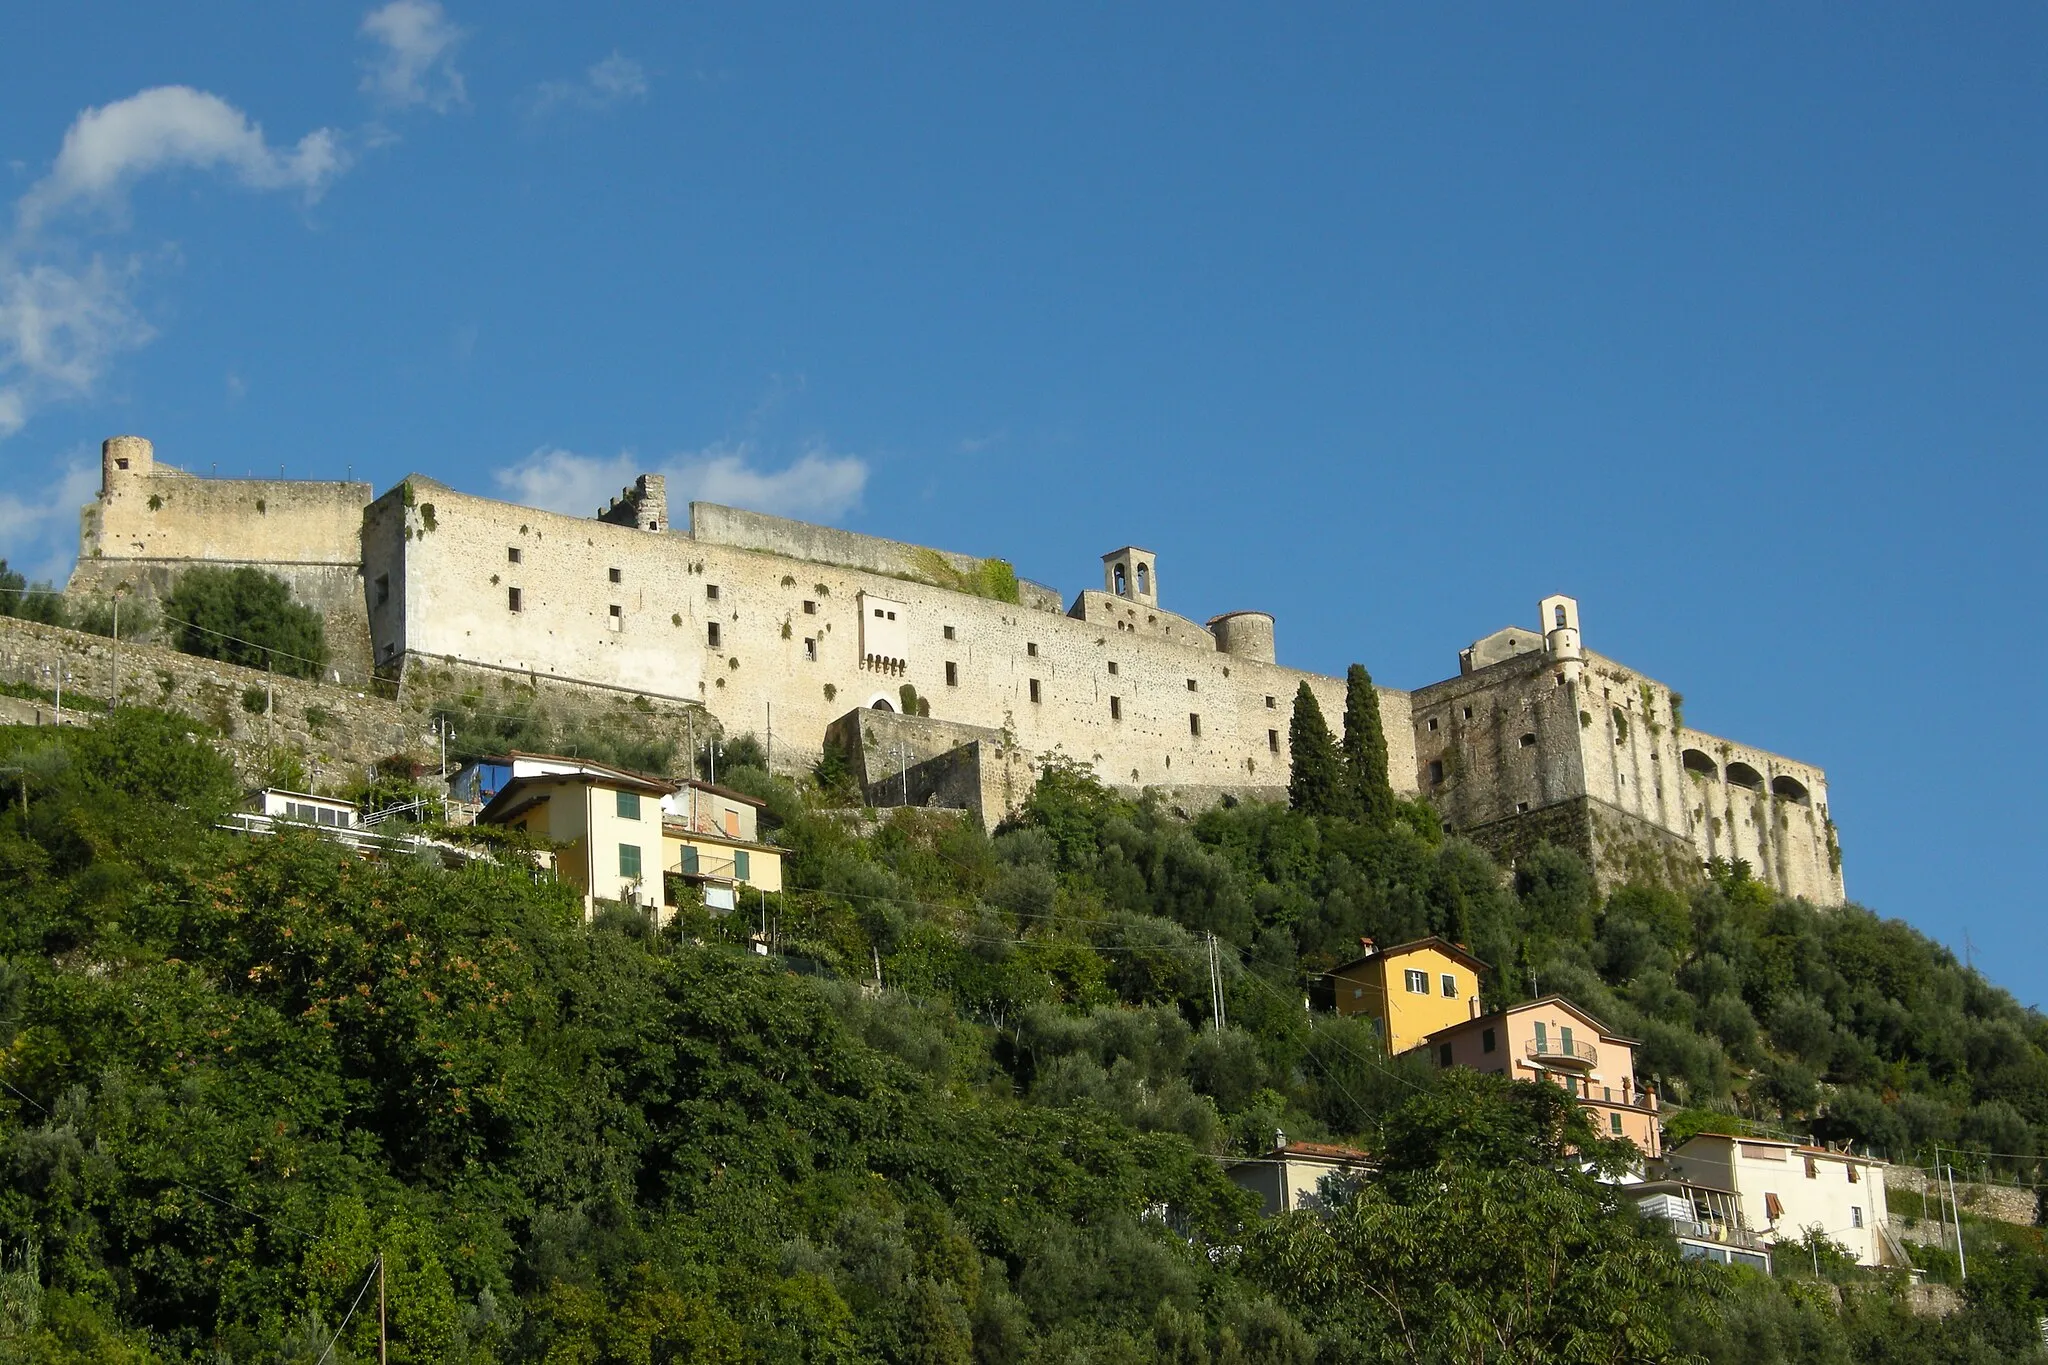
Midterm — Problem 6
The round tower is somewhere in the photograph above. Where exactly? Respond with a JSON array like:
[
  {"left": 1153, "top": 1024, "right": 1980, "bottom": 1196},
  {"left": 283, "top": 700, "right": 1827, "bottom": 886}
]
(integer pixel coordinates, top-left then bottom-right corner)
[
  {"left": 1539, "top": 594, "right": 1583, "bottom": 684},
  {"left": 102, "top": 435, "right": 154, "bottom": 487},
  {"left": 1208, "top": 610, "right": 1276, "bottom": 663}
]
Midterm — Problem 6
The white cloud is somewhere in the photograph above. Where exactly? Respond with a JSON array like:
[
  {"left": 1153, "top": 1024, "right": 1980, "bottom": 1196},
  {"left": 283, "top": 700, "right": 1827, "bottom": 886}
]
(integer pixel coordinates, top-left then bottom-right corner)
[
  {"left": 360, "top": 0, "right": 468, "bottom": 112},
  {"left": 0, "top": 456, "right": 98, "bottom": 583},
  {"left": 531, "top": 52, "right": 649, "bottom": 115},
  {"left": 0, "top": 256, "right": 153, "bottom": 439},
  {"left": 494, "top": 442, "right": 869, "bottom": 522},
  {"left": 16, "top": 87, "right": 346, "bottom": 227}
]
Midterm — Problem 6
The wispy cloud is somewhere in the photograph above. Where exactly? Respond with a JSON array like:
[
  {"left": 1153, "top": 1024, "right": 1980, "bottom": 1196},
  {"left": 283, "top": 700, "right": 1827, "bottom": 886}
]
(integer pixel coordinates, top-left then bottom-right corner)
[
  {"left": 531, "top": 52, "right": 649, "bottom": 115},
  {"left": 360, "top": 0, "right": 468, "bottom": 113},
  {"left": 0, "top": 455, "right": 98, "bottom": 583},
  {"left": 1, "top": 86, "right": 347, "bottom": 442},
  {"left": 494, "top": 442, "right": 869, "bottom": 522},
  {"left": 16, "top": 86, "right": 347, "bottom": 228}
]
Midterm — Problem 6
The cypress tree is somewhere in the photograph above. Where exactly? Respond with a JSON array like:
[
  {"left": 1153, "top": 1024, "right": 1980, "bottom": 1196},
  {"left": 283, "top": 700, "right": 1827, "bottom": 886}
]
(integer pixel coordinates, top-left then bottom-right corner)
[
  {"left": 1341, "top": 663, "right": 1396, "bottom": 826},
  {"left": 1287, "top": 682, "right": 1344, "bottom": 816}
]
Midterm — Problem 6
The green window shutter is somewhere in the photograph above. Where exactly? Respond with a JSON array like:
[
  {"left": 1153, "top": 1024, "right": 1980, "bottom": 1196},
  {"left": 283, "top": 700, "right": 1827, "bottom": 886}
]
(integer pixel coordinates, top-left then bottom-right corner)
[
  {"left": 1560, "top": 1025, "right": 1574, "bottom": 1054},
  {"left": 619, "top": 844, "right": 641, "bottom": 878},
  {"left": 681, "top": 845, "right": 699, "bottom": 874},
  {"left": 1534, "top": 1021, "right": 1548, "bottom": 1049},
  {"left": 616, "top": 790, "right": 640, "bottom": 820},
  {"left": 735, "top": 850, "right": 751, "bottom": 881}
]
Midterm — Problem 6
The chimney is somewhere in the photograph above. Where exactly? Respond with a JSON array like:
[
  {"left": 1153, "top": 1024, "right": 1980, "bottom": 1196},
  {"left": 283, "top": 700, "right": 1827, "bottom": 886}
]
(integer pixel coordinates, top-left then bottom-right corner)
[
  {"left": 1358, "top": 937, "right": 1377, "bottom": 956},
  {"left": 1274, "top": 1129, "right": 1287, "bottom": 1152}
]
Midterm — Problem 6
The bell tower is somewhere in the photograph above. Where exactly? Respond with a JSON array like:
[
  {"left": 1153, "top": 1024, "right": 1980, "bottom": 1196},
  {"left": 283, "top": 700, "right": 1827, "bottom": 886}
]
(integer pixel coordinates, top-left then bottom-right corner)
[
  {"left": 1540, "top": 594, "right": 1583, "bottom": 684},
  {"left": 1101, "top": 546, "right": 1159, "bottom": 609}
]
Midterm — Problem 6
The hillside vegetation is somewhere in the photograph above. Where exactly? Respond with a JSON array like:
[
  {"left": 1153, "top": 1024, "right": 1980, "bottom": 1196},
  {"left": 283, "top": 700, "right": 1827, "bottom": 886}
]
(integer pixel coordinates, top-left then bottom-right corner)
[{"left": 3, "top": 710, "right": 2048, "bottom": 1362}]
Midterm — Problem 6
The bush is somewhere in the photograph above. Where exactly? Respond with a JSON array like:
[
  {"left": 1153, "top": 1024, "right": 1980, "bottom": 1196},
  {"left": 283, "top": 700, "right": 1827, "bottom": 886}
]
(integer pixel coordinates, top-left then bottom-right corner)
[{"left": 162, "top": 567, "right": 327, "bottom": 679}]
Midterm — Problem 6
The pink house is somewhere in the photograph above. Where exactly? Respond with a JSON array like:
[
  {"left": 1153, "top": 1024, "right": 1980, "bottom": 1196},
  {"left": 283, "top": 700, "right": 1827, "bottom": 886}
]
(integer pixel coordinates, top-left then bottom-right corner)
[{"left": 1420, "top": 996, "right": 1661, "bottom": 1159}]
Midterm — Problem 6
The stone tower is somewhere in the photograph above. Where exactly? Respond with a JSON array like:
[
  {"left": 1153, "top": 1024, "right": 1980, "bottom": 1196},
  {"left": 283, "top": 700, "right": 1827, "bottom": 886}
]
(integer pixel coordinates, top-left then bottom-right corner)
[{"left": 1101, "top": 546, "right": 1159, "bottom": 608}]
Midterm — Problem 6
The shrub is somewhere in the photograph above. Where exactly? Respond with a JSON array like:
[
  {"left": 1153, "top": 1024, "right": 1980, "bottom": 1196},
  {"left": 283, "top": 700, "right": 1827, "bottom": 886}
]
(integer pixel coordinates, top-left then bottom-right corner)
[{"left": 162, "top": 567, "right": 327, "bottom": 679}]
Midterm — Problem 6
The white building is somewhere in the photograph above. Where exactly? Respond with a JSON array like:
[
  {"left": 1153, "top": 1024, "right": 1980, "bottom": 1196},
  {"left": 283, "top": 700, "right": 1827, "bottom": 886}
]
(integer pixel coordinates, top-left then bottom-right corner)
[{"left": 1657, "top": 1134, "right": 1904, "bottom": 1268}]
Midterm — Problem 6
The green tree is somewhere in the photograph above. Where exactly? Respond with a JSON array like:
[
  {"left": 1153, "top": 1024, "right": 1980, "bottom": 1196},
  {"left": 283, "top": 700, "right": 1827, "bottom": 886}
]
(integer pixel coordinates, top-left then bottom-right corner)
[
  {"left": 0, "top": 559, "right": 66, "bottom": 625},
  {"left": 1338, "top": 663, "right": 1395, "bottom": 826},
  {"left": 161, "top": 566, "right": 328, "bottom": 679},
  {"left": 1286, "top": 683, "right": 1343, "bottom": 817}
]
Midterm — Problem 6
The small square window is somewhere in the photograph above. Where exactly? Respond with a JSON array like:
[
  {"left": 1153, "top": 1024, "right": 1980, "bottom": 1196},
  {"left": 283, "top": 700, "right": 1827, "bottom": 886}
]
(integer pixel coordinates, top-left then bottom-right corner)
[
  {"left": 508, "top": 587, "right": 522, "bottom": 612},
  {"left": 608, "top": 604, "right": 623, "bottom": 631},
  {"left": 708, "top": 622, "right": 721, "bottom": 648},
  {"left": 944, "top": 625, "right": 956, "bottom": 640},
  {"left": 707, "top": 585, "right": 721, "bottom": 600},
  {"left": 1429, "top": 760, "right": 1445, "bottom": 785},
  {"left": 803, "top": 600, "right": 817, "bottom": 614},
  {"left": 507, "top": 547, "right": 522, "bottom": 564},
  {"left": 1029, "top": 679, "right": 1041, "bottom": 703},
  {"left": 886, "top": 611, "right": 896, "bottom": 620},
  {"left": 1463, "top": 706, "right": 1473, "bottom": 719},
  {"left": 608, "top": 567, "right": 622, "bottom": 584},
  {"left": 1264, "top": 695, "right": 1275, "bottom": 708},
  {"left": 1188, "top": 713, "right": 1201, "bottom": 737},
  {"left": 1186, "top": 678, "right": 1197, "bottom": 692},
  {"left": 1516, "top": 801, "right": 1530, "bottom": 813},
  {"left": 619, "top": 843, "right": 642, "bottom": 879},
  {"left": 1110, "top": 696, "right": 1122, "bottom": 720},
  {"left": 945, "top": 661, "right": 958, "bottom": 686},
  {"left": 1268, "top": 729, "right": 1280, "bottom": 753},
  {"left": 1427, "top": 717, "right": 1438, "bottom": 732},
  {"left": 1108, "top": 661, "right": 1119, "bottom": 675},
  {"left": 1440, "top": 974, "right": 1457, "bottom": 998},
  {"left": 616, "top": 790, "right": 641, "bottom": 820},
  {"left": 874, "top": 608, "right": 885, "bottom": 618},
  {"left": 805, "top": 637, "right": 817, "bottom": 661},
  {"left": 1027, "top": 642, "right": 1038, "bottom": 656}
]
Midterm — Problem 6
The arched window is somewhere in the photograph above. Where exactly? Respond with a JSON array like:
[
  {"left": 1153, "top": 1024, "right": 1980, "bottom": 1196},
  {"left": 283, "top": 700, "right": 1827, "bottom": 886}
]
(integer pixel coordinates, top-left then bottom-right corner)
[
  {"left": 1771, "top": 775, "right": 1811, "bottom": 805},
  {"left": 1681, "top": 749, "right": 1718, "bottom": 780},
  {"left": 869, "top": 698, "right": 894, "bottom": 713},
  {"left": 1136, "top": 563, "right": 1150, "bottom": 596},
  {"left": 1725, "top": 761, "right": 1764, "bottom": 792},
  {"left": 1114, "top": 563, "right": 1128, "bottom": 595},
  {"left": 1554, "top": 604, "right": 1567, "bottom": 628}
]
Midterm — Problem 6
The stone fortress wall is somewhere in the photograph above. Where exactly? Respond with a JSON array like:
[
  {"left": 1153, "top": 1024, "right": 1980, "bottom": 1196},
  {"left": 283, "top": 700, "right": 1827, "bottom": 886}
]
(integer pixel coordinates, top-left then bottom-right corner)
[{"left": 55, "top": 436, "right": 1844, "bottom": 898}]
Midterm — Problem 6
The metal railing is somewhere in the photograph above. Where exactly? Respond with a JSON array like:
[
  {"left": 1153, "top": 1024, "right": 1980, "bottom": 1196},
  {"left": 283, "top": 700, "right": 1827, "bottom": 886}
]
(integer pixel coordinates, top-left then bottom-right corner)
[{"left": 1526, "top": 1036, "right": 1598, "bottom": 1066}]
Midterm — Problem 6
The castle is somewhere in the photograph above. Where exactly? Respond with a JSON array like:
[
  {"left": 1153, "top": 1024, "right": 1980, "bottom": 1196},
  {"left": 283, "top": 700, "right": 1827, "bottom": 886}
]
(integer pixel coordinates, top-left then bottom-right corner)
[{"left": 68, "top": 435, "right": 1845, "bottom": 901}]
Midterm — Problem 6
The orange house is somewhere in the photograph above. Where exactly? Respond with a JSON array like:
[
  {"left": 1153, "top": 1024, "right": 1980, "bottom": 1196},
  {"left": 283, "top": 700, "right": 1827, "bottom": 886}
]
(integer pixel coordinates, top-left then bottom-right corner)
[
  {"left": 1325, "top": 936, "right": 1488, "bottom": 1054},
  {"left": 1421, "top": 995, "right": 1661, "bottom": 1158}
]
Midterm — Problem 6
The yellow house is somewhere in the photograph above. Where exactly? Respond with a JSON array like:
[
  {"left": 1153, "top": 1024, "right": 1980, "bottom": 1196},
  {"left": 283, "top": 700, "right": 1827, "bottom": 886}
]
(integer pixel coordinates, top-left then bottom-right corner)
[
  {"left": 476, "top": 754, "right": 783, "bottom": 921},
  {"left": 661, "top": 778, "right": 784, "bottom": 910},
  {"left": 1325, "top": 936, "right": 1488, "bottom": 1053}
]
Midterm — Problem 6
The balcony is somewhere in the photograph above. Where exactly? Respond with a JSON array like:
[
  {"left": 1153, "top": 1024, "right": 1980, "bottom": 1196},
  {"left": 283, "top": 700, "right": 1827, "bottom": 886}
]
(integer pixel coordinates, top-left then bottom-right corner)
[{"left": 1526, "top": 1036, "right": 1598, "bottom": 1068}]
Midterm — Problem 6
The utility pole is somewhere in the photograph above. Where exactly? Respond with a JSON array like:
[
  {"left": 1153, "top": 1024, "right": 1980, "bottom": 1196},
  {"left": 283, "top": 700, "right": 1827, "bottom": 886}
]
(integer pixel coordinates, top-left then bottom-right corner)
[
  {"left": 378, "top": 1252, "right": 387, "bottom": 1365},
  {"left": 766, "top": 701, "right": 773, "bottom": 771},
  {"left": 109, "top": 597, "right": 119, "bottom": 709},
  {"left": 1946, "top": 1160, "right": 1968, "bottom": 1282},
  {"left": 1207, "top": 933, "right": 1227, "bottom": 1033}
]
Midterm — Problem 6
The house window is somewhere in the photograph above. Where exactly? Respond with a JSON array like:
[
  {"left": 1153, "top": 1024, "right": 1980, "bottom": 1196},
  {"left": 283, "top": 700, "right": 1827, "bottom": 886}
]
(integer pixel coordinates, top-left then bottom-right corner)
[
  {"left": 508, "top": 587, "right": 522, "bottom": 612},
  {"left": 609, "top": 605, "right": 623, "bottom": 631},
  {"left": 1440, "top": 974, "right": 1457, "bottom": 998},
  {"left": 1439, "top": 1043, "right": 1453, "bottom": 1067},
  {"left": 1428, "top": 760, "right": 1444, "bottom": 785},
  {"left": 724, "top": 810, "right": 739, "bottom": 837},
  {"left": 945, "top": 661, "right": 957, "bottom": 685},
  {"left": 804, "top": 600, "right": 817, "bottom": 614},
  {"left": 1850, "top": 1206, "right": 1863, "bottom": 1229},
  {"left": 1188, "top": 713, "right": 1201, "bottom": 737},
  {"left": 1027, "top": 642, "right": 1038, "bottom": 656},
  {"left": 707, "top": 585, "right": 721, "bottom": 601},
  {"left": 507, "top": 547, "right": 521, "bottom": 563},
  {"left": 375, "top": 574, "right": 390, "bottom": 605},
  {"left": 886, "top": 611, "right": 896, "bottom": 620},
  {"left": 735, "top": 850, "right": 751, "bottom": 881},
  {"left": 1610, "top": 1113, "right": 1623, "bottom": 1134},
  {"left": 1482, "top": 1027, "right": 1496, "bottom": 1054},
  {"left": 1268, "top": 729, "right": 1280, "bottom": 753},
  {"left": 616, "top": 791, "right": 640, "bottom": 820},
  {"left": 609, "top": 567, "right": 622, "bottom": 584},
  {"left": 1029, "top": 679, "right": 1041, "bottom": 703},
  {"left": 707, "top": 622, "right": 721, "bottom": 647},
  {"left": 1404, "top": 969, "right": 1428, "bottom": 994},
  {"left": 1847, "top": 1164, "right": 1859, "bottom": 1184},
  {"left": 1108, "top": 661, "right": 1119, "bottom": 675},
  {"left": 1764, "top": 1193, "right": 1784, "bottom": 1221},
  {"left": 805, "top": 638, "right": 817, "bottom": 661},
  {"left": 1110, "top": 697, "right": 1122, "bottom": 720},
  {"left": 943, "top": 625, "right": 955, "bottom": 640},
  {"left": 618, "top": 844, "right": 642, "bottom": 879},
  {"left": 1804, "top": 1157, "right": 1818, "bottom": 1179},
  {"left": 679, "top": 845, "right": 699, "bottom": 874}
]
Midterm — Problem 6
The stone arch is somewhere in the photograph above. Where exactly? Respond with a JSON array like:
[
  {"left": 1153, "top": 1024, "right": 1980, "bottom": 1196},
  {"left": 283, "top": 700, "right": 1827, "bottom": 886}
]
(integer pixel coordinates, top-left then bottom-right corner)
[
  {"left": 1681, "top": 748, "right": 1718, "bottom": 780},
  {"left": 865, "top": 695, "right": 895, "bottom": 713},
  {"left": 1725, "top": 761, "right": 1764, "bottom": 792},
  {"left": 1136, "top": 562, "right": 1151, "bottom": 596},
  {"left": 1771, "top": 774, "right": 1811, "bottom": 805},
  {"left": 1113, "top": 563, "right": 1127, "bottom": 594}
]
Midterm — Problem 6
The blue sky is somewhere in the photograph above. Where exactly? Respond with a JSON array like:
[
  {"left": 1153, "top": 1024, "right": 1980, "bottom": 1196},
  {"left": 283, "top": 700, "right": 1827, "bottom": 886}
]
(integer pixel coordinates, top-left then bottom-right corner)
[{"left": 2, "top": 5, "right": 2043, "bottom": 997}]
